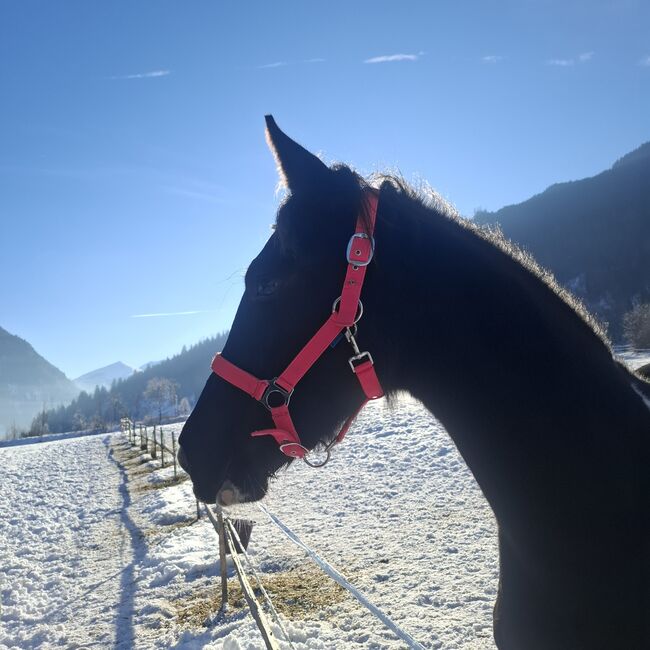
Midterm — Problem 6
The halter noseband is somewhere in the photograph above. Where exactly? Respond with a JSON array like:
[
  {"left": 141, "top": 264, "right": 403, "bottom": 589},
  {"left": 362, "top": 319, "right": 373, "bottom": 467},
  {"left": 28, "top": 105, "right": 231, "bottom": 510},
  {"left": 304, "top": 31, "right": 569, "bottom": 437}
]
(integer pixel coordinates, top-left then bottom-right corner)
[{"left": 211, "top": 191, "right": 384, "bottom": 466}]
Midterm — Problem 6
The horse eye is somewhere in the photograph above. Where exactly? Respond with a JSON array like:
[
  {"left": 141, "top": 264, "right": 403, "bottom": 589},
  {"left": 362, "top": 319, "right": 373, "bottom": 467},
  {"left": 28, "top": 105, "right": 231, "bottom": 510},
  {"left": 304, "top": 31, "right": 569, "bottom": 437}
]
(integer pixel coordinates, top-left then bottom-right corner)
[{"left": 256, "top": 278, "right": 279, "bottom": 297}]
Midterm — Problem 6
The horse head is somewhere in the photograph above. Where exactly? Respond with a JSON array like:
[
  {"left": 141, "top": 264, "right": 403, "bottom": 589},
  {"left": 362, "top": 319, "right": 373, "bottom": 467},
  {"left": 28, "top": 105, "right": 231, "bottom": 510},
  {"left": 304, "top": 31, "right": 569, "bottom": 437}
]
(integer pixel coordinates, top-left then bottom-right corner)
[{"left": 178, "top": 116, "right": 386, "bottom": 505}]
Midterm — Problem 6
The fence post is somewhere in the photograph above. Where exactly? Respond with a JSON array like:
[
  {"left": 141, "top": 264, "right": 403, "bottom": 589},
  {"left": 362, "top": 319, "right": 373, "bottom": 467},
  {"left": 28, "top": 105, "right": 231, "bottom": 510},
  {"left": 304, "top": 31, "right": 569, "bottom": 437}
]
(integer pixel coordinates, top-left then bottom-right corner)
[
  {"left": 159, "top": 427, "right": 165, "bottom": 467},
  {"left": 140, "top": 424, "right": 146, "bottom": 451},
  {"left": 216, "top": 509, "right": 229, "bottom": 609},
  {"left": 172, "top": 432, "right": 178, "bottom": 480},
  {"left": 151, "top": 425, "right": 157, "bottom": 460}
]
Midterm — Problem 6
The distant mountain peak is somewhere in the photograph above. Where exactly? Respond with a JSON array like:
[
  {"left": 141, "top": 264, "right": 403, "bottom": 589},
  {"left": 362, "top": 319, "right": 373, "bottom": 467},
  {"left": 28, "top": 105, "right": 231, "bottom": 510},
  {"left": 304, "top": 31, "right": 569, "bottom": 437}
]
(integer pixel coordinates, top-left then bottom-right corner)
[{"left": 74, "top": 362, "right": 136, "bottom": 392}]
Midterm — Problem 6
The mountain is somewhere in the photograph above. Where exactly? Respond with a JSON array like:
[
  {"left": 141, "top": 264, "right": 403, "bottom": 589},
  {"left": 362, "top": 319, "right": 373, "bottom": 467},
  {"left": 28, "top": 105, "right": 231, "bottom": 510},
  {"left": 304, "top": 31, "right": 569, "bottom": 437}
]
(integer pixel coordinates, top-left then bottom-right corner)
[
  {"left": 0, "top": 327, "right": 79, "bottom": 437},
  {"left": 42, "top": 332, "right": 229, "bottom": 434},
  {"left": 474, "top": 142, "right": 650, "bottom": 339},
  {"left": 74, "top": 362, "right": 136, "bottom": 393},
  {"left": 139, "top": 360, "right": 162, "bottom": 371}
]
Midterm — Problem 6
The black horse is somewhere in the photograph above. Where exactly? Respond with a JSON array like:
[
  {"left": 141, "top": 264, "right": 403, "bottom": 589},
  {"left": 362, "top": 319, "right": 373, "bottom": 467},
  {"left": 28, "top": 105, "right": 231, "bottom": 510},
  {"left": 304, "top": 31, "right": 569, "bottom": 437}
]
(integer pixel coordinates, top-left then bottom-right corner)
[{"left": 179, "top": 117, "right": 650, "bottom": 649}]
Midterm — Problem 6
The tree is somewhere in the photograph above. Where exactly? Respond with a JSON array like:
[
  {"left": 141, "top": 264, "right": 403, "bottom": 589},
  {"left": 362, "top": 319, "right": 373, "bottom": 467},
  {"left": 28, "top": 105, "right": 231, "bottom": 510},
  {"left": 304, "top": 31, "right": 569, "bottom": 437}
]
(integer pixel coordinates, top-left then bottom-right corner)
[
  {"left": 72, "top": 411, "right": 86, "bottom": 431},
  {"left": 25, "top": 331, "right": 229, "bottom": 434},
  {"left": 7, "top": 421, "right": 21, "bottom": 440},
  {"left": 623, "top": 303, "right": 650, "bottom": 349},
  {"left": 144, "top": 377, "right": 178, "bottom": 423},
  {"left": 28, "top": 408, "right": 49, "bottom": 437},
  {"left": 178, "top": 396, "right": 192, "bottom": 417},
  {"left": 110, "top": 396, "right": 125, "bottom": 423}
]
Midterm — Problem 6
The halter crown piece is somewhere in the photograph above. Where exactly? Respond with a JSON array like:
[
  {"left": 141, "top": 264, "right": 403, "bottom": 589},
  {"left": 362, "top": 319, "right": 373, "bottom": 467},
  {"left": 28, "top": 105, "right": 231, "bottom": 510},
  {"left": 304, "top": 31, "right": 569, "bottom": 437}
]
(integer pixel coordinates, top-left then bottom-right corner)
[{"left": 211, "top": 191, "right": 384, "bottom": 467}]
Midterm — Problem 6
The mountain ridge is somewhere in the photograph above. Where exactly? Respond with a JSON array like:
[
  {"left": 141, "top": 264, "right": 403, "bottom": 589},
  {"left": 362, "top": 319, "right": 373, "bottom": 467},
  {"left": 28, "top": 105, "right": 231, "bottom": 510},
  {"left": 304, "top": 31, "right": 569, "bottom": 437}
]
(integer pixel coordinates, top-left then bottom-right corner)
[
  {"left": 0, "top": 326, "right": 79, "bottom": 437},
  {"left": 74, "top": 361, "right": 136, "bottom": 393},
  {"left": 474, "top": 141, "right": 650, "bottom": 338},
  {"left": 42, "top": 332, "right": 229, "bottom": 434}
]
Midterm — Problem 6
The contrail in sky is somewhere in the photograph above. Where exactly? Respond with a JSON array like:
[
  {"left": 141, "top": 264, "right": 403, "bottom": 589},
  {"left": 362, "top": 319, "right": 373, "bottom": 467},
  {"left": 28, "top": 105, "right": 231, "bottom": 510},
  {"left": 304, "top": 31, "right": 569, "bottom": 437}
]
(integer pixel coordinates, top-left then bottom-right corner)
[
  {"left": 109, "top": 69, "right": 171, "bottom": 80},
  {"left": 130, "top": 309, "right": 218, "bottom": 319}
]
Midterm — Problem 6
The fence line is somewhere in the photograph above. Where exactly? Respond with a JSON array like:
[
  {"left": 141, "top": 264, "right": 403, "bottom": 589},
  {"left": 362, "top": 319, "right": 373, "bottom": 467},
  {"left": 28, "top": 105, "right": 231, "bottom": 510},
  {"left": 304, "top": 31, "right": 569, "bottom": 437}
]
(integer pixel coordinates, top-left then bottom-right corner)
[
  {"left": 121, "top": 418, "right": 179, "bottom": 476},
  {"left": 119, "top": 424, "right": 425, "bottom": 649},
  {"left": 223, "top": 514, "right": 295, "bottom": 650},
  {"left": 121, "top": 418, "right": 203, "bottom": 520},
  {"left": 121, "top": 422, "right": 293, "bottom": 648},
  {"left": 204, "top": 505, "right": 282, "bottom": 650},
  {"left": 258, "top": 503, "right": 426, "bottom": 650}
]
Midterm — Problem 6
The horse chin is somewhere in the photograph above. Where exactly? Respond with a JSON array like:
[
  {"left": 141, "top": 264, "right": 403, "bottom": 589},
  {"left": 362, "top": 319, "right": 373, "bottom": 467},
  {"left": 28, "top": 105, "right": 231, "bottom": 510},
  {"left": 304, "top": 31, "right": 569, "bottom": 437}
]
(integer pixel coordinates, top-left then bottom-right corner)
[{"left": 216, "top": 478, "right": 267, "bottom": 506}]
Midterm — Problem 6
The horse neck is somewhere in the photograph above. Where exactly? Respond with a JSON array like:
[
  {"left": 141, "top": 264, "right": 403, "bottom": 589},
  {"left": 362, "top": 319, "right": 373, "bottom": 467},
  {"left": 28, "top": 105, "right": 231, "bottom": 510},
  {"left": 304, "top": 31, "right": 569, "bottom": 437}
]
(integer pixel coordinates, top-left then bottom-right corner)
[{"left": 366, "top": 186, "right": 647, "bottom": 527}]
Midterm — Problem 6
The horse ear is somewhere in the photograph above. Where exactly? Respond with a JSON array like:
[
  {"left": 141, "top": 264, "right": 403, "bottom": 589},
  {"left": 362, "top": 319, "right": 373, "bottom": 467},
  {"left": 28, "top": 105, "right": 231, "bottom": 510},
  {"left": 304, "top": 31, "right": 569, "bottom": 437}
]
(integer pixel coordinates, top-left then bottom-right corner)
[{"left": 265, "top": 115, "right": 330, "bottom": 192}]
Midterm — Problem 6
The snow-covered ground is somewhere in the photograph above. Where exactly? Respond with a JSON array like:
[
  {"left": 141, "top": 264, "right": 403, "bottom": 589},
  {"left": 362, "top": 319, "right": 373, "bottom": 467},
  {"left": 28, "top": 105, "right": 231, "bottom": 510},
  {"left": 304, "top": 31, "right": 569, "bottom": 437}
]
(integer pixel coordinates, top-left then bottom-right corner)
[
  {"left": 1, "top": 351, "right": 648, "bottom": 649},
  {"left": 0, "top": 433, "right": 148, "bottom": 648},
  {"left": 1, "top": 400, "right": 496, "bottom": 649}
]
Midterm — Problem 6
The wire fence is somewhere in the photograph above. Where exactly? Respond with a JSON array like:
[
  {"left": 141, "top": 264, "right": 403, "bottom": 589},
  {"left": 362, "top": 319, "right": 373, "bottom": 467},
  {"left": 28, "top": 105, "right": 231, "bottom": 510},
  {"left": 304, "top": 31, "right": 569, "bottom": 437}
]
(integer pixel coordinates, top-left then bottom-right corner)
[
  {"left": 120, "top": 417, "right": 179, "bottom": 477},
  {"left": 119, "top": 419, "right": 424, "bottom": 649}
]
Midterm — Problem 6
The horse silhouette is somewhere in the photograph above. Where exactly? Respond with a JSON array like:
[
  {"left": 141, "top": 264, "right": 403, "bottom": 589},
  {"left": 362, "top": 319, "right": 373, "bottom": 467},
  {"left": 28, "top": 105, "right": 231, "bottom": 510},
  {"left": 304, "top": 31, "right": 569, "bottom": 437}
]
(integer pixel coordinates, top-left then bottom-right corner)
[{"left": 179, "top": 117, "right": 650, "bottom": 649}]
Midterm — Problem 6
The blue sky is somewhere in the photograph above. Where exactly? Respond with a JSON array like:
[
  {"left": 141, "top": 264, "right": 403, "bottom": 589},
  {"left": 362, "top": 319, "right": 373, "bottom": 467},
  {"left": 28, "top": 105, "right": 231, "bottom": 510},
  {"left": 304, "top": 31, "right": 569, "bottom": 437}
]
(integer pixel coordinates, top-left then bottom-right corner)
[{"left": 1, "top": 0, "right": 649, "bottom": 378}]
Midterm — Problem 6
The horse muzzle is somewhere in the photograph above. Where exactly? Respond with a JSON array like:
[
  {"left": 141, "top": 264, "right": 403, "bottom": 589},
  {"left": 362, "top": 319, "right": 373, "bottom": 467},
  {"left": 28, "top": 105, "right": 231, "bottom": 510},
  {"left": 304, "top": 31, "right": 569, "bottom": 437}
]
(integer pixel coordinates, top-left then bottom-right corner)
[{"left": 216, "top": 480, "right": 244, "bottom": 506}]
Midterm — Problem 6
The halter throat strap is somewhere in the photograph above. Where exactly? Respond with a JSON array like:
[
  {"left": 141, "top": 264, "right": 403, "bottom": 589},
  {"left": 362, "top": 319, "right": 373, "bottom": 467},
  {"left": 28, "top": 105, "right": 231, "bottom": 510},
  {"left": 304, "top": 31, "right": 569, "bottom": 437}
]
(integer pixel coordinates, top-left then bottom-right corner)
[{"left": 211, "top": 191, "right": 384, "bottom": 463}]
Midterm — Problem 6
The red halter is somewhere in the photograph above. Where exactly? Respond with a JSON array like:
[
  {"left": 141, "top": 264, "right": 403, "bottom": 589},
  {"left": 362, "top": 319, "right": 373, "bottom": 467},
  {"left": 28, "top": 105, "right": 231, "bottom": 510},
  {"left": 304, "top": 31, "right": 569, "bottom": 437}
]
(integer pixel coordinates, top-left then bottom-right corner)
[{"left": 211, "top": 191, "right": 384, "bottom": 464}]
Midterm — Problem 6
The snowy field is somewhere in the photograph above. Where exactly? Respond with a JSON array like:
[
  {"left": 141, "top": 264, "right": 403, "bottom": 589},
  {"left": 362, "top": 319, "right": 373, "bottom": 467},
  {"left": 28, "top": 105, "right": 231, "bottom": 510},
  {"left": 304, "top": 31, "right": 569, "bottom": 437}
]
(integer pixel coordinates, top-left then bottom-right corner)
[{"left": 1, "top": 352, "right": 648, "bottom": 649}]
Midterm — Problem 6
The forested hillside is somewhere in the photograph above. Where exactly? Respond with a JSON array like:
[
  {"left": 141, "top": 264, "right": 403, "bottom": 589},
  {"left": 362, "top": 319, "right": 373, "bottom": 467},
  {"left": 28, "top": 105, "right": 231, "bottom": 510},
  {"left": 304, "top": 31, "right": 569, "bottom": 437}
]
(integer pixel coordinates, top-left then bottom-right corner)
[
  {"left": 0, "top": 327, "right": 79, "bottom": 438},
  {"left": 475, "top": 142, "right": 650, "bottom": 339},
  {"left": 37, "top": 332, "right": 228, "bottom": 434}
]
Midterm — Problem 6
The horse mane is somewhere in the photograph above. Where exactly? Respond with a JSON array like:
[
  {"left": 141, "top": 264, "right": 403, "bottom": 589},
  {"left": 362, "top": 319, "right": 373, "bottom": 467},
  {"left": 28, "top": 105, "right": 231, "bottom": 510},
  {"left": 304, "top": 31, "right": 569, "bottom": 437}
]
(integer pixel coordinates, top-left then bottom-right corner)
[
  {"left": 275, "top": 160, "right": 610, "bottom": 349},
  {"left": 370, "top": 172, "right": 611, "bottom": 348}
]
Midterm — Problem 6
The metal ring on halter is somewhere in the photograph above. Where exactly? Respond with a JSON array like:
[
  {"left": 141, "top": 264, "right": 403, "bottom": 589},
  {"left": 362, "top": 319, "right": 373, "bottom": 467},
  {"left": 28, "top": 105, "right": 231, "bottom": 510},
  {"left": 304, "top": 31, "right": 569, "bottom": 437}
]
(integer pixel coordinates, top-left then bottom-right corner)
[
  {"left": 331, "top": 297, "right": 364, "bottom": 324},
  {"left": 302, "top": 448, "right": 332, "bottom": 468}
]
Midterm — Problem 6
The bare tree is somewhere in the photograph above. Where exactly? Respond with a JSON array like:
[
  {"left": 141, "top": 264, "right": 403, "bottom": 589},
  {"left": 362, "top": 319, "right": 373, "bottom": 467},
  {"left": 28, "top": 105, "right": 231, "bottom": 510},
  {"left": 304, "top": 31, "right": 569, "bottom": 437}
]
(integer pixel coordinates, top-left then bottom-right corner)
[
  {"left": 178, "top": 396, "right": 192, "bottom": 417},
  {"left": 8, "top": 421, "right": 21, "bottom": 441},
  {"left": 144, "top": 377, "right": 178, "bottom": 423},
  {"left": 623, "top": 302, "right": 650, "bottom": 349}
]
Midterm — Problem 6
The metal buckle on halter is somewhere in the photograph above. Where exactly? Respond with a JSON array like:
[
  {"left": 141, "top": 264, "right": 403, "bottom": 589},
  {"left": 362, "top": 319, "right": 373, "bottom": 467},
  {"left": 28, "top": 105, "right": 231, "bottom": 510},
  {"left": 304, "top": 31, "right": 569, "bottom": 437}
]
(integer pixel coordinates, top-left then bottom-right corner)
[
  {"left": 261, "top": 380, "right": 293, "bottom": 410},
  {"left": 346, "top": 233, "right": 374, "bottom": 267},
  {"left": 349, "top": 351, "right": 374, "bottom": 371},
  {"left": 332, "top": 297, "right": 364, "bottom": 324}
]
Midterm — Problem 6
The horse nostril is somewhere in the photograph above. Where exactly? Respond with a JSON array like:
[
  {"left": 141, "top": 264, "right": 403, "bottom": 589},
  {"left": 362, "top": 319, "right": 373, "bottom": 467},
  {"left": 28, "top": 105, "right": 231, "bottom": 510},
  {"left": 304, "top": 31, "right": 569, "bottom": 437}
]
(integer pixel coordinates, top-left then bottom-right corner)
[{"left": 177, "top": 446, "right": 191, "bottom": 473}]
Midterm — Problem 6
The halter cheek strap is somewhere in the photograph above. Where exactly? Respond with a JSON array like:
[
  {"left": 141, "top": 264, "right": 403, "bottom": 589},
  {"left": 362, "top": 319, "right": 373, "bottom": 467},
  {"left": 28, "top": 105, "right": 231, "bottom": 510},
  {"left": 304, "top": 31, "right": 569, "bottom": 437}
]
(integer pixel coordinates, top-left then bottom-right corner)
[{"left": 211, "top": 191, "right": 384, "bottom": 464}]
